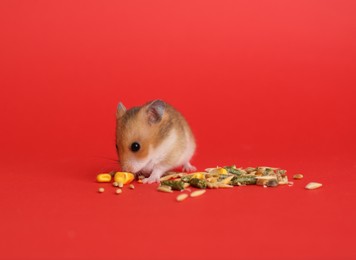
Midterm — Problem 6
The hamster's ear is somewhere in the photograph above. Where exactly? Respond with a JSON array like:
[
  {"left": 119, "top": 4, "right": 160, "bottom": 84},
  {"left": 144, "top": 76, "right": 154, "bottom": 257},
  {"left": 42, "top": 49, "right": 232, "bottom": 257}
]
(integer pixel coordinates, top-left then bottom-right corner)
[
  {"left": 146, "top": 100, "right": 166, "bottom": 124},
  {"left": 116, "top": 102, "right": 126, "bottom": 119}
]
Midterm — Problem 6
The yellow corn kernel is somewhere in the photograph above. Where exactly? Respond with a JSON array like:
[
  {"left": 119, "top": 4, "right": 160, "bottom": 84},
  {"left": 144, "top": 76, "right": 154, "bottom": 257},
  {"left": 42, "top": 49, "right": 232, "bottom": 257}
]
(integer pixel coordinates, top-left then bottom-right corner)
[
  {"left": 114, "top": 172, "right": 135, "bottom": 184},
  {"left": 96, "top": 173, "right": 112, "bottom": 183},
  {"left": 210, "top": 168, "right": 228, "bottom": 175},
  {"left": 191, "top": 172, "right": 206, "bottom": 179}
]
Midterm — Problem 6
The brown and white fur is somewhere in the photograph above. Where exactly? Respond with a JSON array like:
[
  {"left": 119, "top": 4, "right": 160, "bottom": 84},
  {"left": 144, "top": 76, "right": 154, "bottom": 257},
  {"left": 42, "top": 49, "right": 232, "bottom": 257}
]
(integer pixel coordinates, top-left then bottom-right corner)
[{"left": 116, "top": 100, "right": 196, "bottom": 183}]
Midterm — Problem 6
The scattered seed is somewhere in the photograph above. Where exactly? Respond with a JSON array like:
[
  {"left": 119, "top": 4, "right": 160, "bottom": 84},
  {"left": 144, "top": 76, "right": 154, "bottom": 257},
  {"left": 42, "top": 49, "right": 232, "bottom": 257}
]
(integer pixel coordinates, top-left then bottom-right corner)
[
  {"left": 278, "top": 176, "right": 289, "bottom": 185},
  {"left": 256, "top": 176, "right": 277, "bottom": 186},
  {"left": 98, "top": 187, "right": 105, "bottom": 193},
  {"left": 160, "top": 173, "right": 183, "bottom": 181},
  {"left": 118, "top": 182, "right": 123, "bottom": 188},
  {"left": 176, "top": 193, "right": 189, "bottom": 202},
  {"left": 220, "top": 175, "right": 234, "bottom": 184},
  {"left": 217, "top": 183, "right": 234, "bottom": 188},
  {"left": 129, "top": 184, "right": 135, "bottom": 189},
  {"left": 305, "top": 182, "right": 322, "bottom": 190},
  {"left": 113, "top": 182, "right": 119, "bottom": 187},
  {"left": 293, "top": 174, "right": 304, "bottom": 179},
  {"left": 115, "top": 188, "right": 122, "bottom": 194},
  {"left": 157, "top": 185, "right": 173, "bottom": 193},
  {"left": 190, "top": 190, "right": 206, "bottom": 197},
  {"left": 266, "top": 179, "right": 278, "bottom": 187}
]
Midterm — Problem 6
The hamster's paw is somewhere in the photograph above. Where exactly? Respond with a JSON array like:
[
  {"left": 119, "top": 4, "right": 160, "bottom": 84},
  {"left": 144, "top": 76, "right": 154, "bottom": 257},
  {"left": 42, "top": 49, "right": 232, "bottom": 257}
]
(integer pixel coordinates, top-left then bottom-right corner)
[
  {"left": 182, "top": 162, "right": 197, "bottom": 172},
  {"left": 142, "top": 175, "right": 161, "bottom": 184}
]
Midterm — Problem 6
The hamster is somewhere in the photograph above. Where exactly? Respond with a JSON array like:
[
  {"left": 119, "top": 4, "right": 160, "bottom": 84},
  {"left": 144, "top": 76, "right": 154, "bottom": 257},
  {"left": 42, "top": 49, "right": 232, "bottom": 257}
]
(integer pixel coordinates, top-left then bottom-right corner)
[{"left": 115, "top": 100, "right": 196, "bottom": 183}]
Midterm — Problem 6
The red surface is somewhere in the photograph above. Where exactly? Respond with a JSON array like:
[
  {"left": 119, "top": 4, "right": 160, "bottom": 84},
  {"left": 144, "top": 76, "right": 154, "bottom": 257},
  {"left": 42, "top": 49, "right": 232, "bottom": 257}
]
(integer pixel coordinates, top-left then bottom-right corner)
[{"left": 1, "top": 1, "right": 355, "bottom": 259}]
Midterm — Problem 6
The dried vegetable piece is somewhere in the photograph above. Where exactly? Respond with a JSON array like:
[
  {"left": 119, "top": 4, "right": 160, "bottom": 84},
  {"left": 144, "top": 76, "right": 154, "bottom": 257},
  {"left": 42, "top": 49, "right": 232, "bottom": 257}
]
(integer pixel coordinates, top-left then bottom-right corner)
[
  {"left": 160, "top": 180, "right": 185, "bottom": 191},
  {"left": 189, "top": 178, "right": 207, "bottom": 189},
  {"left": 230, "top": 175, "right": 257, "bottom": 186}
]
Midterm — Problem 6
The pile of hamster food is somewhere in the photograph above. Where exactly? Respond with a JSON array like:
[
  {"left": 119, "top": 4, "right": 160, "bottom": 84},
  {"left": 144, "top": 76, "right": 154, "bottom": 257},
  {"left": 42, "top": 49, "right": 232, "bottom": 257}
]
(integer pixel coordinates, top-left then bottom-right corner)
[
  {"left": 158, "top": 166, "right": 292, "bottom": 192},
  {"left": 96, "top": 166, "right": 322, "bottom": 199}
]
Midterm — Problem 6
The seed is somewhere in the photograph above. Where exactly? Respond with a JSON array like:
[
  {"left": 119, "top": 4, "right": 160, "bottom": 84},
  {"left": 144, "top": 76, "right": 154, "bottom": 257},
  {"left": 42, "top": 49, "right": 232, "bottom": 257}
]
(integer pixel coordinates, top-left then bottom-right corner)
[
  {"left": 190, "top": 189, "right": 206, "bottom": 197},
  {"left": 118, "top": 182, "right": 123, "bottom": 188},
  {"left": 245, "top": 167, "right": 256, "bottom": 173},
  {"left": 157, "top": 185, "right": 173, "bottom": 193},
  {"left": 176, "top": 193, "right": 189, "bottom": 202},
  {"left": 160, "top": 173, "right": 183, "bottom": 181},
  {"left": 305, "top": 182, "right": 322, "bottom": 190},
  {"left": 113, "top": 182, "right": 119, "bottom": 187},
  {"left": 293, "top": 174, "right": 304, "bottom": 179},
  {"left": 266, "top": 179, "right": 278, "bottom": 187},
  {"left": 183, "top": 183, "right": 190, "bottom": 189},
  {"left": 278, "top": 176, "right": 289, "bottom": 185},
  {"left": 98, "top": 187, "right": 105, "bottom": 193},
  {"left": 129, "top": 184, "right": 135, "bottom": 189},
  {"left": 220, "top": 175, "right": 234, "bottom": 184},
  {"left": 256, "top": 176, "right": 277, "bottom": 186},
  {"left": 217, "top": 183, "right": 234, "bottom": 188},
  {"left": 115, "top": 188, "right": 122, "bottom": 194}
]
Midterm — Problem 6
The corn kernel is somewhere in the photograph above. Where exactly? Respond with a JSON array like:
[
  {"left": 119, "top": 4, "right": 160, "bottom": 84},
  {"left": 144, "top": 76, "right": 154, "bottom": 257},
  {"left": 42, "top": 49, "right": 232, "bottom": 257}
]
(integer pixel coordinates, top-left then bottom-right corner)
[
  {"left": 96, "top": 173, "right": 112, "bottom": 183},
  {"left": 191, "top": 172, "right": 205, "bottom": 179},
  {"left": 114, "top": 172, "right": 135, "bottom": 184},
  {"left": 209, "top": 168, "right": 228, "bottom": 175}
]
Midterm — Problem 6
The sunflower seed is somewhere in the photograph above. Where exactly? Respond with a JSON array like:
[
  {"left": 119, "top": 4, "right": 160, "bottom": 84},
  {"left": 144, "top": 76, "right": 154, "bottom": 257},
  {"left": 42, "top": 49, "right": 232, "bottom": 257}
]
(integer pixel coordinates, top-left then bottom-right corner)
[
  {"left": 293, "top": 174, "right": 304, "bottom": 179},
  {"left": 266, "top": 179, "right": 278, "bottom": 187}
]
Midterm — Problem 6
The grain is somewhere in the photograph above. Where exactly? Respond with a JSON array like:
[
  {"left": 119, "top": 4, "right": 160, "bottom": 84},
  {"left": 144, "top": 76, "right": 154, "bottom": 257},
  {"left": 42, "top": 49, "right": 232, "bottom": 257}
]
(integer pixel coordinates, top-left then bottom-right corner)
[
  {"left": 305, "top": 182, "right": 322, "bottom": 190},
  {"left": 293, "top": 174, "right": 304, "bottom": 179},
  {"left": 190, "top": 190, "right": 206, "bottom": 197},
  {"left": 157, "top": 185, "right": 173, "bottom": 193},
  {"left": 176, "top": 193, "right": 189, "bottom": 202}
]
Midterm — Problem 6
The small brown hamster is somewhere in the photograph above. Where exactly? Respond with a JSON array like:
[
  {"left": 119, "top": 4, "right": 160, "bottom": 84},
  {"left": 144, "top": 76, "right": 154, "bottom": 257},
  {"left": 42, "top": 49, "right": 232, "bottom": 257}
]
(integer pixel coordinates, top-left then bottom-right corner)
[{"left": 116, "top": 100, "right": 196, "bottom": 183}]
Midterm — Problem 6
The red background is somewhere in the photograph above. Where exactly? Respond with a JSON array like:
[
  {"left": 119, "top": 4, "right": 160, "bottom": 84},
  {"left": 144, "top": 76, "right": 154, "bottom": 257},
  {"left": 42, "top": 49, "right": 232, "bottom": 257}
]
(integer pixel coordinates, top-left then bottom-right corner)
[{"left": 1, "top": 1, "right": 355, "bottom": 259}]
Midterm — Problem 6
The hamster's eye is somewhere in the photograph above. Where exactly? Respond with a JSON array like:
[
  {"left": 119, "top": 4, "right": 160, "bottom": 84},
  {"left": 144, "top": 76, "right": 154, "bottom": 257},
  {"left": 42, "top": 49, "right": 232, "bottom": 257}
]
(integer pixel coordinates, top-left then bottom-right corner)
[{"left": 131, "top": 142, "right": 140, "bottom": 152}]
